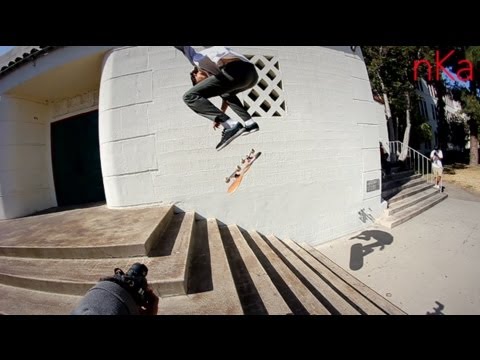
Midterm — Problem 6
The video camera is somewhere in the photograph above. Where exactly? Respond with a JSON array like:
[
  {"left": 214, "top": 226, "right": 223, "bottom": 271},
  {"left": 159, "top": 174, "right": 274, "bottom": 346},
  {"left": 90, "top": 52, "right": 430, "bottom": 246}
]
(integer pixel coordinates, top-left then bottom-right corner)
[{"left": 108, "top": 263, "right": 151, "bottom": 307}]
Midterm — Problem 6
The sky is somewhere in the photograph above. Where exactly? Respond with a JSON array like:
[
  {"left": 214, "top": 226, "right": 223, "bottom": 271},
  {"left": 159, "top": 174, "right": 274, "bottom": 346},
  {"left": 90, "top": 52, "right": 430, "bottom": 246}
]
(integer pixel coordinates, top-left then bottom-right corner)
[
  {"left": 443, "top": 66, "right": 470, "bottom": 89},
  {"left": 0, "top": 46, "right": 15, "bottom": 56}
]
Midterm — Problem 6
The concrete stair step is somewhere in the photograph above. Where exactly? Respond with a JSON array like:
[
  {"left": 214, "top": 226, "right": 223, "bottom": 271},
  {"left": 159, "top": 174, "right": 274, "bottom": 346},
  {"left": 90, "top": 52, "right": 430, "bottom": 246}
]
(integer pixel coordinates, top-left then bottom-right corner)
[
  {"left": 382, "top": 173, "right": 421, "bottom": 190},
  {"left": 386, "top": 188, "right": 440, "bottom": 216},
  {"left": 243, "top": 230, "right": 330, "bottom": 315},
  {"left": 0, "top": 205, "right": 174, "bottom": 259},
  {"left": 161, "top": 219, "right": 242, "bottom": 315},
  {"left": 0, "top": 285, "right": 242, "bottom": 316},
  {"left": 378, "top": 192, "right": 448, "bottom": 228},
  {"left": 203, "top": 219, "right": 242, "bottom": 312},
  {"left": 263, "top": 235, "right": 360, "bottom": 315},
  {"left": 279, "top": 238, "right": 385, "bottom": 315},
  {"left": 383, "top": 170, "right": 416, "bottom": 185},
  {"left": 159, "top": 291, "right": 242, "bottom": 315},
  {"left": 384, "top": 182, "right": 433, "bottom": 204},
  {"left": 382, "top": 177, "right": 427, "bottom": 198},
  {"left": 386, "top": 167, "right": 414, "bottom": 179},
  {"left": 0, "top": 283, "right": 81, "bottom": 315},
  {"left": 0, "top": 212, "right": 197, "bottom": 297},
  {"left": 298, "top": 243, "right": 406, "bottom": 315},
  {"left": 221, "top": 225, "right": 291, "bottom": 315}
]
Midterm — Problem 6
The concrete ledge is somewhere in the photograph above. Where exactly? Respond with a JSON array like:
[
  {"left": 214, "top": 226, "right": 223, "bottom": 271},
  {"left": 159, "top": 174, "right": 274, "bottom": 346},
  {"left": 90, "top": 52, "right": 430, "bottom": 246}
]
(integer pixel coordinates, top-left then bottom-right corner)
[
  {"left": 0, "top": 283, "right": 81, "bottom": 315},
  {"left": 0, "top": 204, "right": 174, "bottom": 258},
  {"left": 0, "top": 212, "right": 197, "bottom": 298}
]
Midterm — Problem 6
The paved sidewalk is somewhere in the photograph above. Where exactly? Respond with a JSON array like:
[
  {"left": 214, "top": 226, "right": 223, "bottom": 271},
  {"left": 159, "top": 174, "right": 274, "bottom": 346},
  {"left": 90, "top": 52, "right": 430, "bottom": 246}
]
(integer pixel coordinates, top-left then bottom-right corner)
[{"left": 316, "top": 181, "right": 480, "bottom": 315}]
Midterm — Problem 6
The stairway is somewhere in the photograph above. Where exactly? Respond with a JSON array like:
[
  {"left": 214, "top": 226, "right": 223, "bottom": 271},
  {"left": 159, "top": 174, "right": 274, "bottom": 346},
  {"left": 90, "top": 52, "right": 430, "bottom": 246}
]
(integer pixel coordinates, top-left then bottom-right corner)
[
  {"left": 0, "top": 204, "right": 405, "bottom": 315},
  {"left": 377, "top": 167, "right": 448, "bottom": 228}
]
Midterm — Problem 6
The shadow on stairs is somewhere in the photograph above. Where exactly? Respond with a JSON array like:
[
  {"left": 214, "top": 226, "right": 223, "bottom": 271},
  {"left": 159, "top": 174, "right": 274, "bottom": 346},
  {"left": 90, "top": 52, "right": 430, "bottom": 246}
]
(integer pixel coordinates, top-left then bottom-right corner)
[{"left": 0, "top": 205, "right": 406, "bottom": 315}]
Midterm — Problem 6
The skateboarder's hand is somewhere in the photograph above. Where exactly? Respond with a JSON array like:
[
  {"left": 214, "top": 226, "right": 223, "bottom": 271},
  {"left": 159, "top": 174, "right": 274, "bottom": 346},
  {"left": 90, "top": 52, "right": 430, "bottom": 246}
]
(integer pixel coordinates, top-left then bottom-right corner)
[{"left": 213, "top": 121, "right": 221, "bottom": 131}]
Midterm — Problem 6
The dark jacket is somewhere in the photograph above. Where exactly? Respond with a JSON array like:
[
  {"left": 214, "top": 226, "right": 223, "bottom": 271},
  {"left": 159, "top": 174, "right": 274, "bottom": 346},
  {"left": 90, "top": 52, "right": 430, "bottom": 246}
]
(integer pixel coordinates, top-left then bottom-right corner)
[{"left": 71, "top": 280, "right": 139, "bottom": 315}]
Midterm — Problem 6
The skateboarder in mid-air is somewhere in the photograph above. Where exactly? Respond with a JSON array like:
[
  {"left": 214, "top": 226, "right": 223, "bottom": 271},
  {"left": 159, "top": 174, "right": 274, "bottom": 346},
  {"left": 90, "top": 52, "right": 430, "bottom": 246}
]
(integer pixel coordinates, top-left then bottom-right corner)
[{"left": 174, "top": 46, "right": 260, "bottom": 151}]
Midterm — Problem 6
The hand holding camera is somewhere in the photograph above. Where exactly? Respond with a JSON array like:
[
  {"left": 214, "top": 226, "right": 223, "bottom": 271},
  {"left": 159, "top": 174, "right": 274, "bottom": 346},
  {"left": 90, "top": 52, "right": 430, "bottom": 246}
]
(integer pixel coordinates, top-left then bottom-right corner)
[{"left": 102, "top": 263, "right": 159, "bottom": 315}]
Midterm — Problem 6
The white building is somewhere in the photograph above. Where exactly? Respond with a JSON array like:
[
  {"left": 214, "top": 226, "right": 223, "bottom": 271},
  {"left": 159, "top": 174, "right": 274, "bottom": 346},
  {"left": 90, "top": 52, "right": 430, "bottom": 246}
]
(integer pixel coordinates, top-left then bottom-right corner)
[{"left": 0, "top": 46, "right": 384, "bottom": 246}]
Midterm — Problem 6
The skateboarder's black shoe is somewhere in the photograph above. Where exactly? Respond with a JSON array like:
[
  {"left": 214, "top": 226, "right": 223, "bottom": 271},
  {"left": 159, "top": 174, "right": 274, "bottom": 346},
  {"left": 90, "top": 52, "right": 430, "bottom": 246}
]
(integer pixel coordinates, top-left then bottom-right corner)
[
  {"left": 242, "top": 122, "right": 260, "bottom": 136},
  {"left": 216, "top": 122, "right": 246, "bottom": 151}
]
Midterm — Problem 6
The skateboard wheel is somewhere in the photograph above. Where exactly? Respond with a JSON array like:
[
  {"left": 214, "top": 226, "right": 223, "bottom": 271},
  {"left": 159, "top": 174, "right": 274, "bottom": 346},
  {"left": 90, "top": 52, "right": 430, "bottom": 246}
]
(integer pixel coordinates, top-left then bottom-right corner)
[{"left": 225, "top": 177, "right": 230, "bottom": 183}]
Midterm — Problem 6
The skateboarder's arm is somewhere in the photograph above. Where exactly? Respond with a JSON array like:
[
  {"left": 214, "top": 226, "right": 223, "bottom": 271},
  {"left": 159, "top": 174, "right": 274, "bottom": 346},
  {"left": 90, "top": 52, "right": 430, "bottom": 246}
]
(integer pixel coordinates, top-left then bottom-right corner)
[
  {"left": 174, "top": 46, "right": 219, "bottom": 75},
  {"left": 221, "top": 99, "right": 229, "bottom": 113},
  {"left": 174, "top": 46, "right": 198, "bottom": 65}
]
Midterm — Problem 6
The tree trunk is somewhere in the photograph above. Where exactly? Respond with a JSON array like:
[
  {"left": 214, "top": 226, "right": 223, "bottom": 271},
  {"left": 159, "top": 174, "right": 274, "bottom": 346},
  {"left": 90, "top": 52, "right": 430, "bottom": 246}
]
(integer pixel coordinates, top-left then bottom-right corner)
[
  {"left": 434, "top": 79, "right": 448, "bottom": 149},
  {"left": 469, "top": 119, "right": 479, "bottom": 165},
  {"left": 399, "top": 93, "right": 411, "bottom": 162},
  {"left": 468, "top": 75, "right": 479, "bottom": 165},
  {"left": 379, "top": 76, "right": 395, "bottom": 142}
]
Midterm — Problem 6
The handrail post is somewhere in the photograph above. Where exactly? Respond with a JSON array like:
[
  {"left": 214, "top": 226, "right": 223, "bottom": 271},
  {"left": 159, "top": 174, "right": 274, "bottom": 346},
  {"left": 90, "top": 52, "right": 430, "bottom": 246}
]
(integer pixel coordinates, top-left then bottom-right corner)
[{"left": 388, "top": 140, "right": 433, "bottom": 184}]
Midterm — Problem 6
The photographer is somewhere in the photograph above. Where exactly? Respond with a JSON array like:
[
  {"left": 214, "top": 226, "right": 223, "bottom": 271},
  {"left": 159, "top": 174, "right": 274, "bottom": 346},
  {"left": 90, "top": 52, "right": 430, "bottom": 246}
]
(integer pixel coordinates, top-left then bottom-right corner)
[
  {"left": 430, "top": 145, "right": 444, "bottom": 190},
  {"left": 71, "top": 263, "right": 159, "bottom": 315}
]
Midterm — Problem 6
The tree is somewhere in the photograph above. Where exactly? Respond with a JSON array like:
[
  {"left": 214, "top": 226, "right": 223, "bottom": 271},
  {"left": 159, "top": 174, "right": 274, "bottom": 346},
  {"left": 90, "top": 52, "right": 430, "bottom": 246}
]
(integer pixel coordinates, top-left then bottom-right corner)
[
  {"left": 464, "top": 46, "right": 480, "bottom": 165},
  {"left": 435, "top": 46, "right": 480, "bottom": 165},
  {"left": 447, "top": 114, "right": 468, "bottom": 150},
  {"left": 462, "top": 93, "right": 480, "bottom": 165},
  {"left": 363, "top": 46, "right": 429, "bottom": 161},
  {"left": 416, "top": 47, "right": 462, "bottom": 150},
  {"left": 363, "top": 47, "right": 395, "bottom": 142}
]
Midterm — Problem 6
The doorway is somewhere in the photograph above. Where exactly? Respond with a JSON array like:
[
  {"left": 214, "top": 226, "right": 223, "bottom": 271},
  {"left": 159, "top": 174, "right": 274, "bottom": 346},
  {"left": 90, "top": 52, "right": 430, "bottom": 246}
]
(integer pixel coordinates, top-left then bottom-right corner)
[{"left": 51, "top": 110, "right": 106, "bottom": 207}]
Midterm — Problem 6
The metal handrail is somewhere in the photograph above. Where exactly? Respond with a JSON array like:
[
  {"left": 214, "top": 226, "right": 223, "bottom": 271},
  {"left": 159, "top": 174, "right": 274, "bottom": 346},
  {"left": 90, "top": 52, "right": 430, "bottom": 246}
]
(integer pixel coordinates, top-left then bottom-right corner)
[{"left": 388, "top": 141, "right": 433, "bottom": 184}]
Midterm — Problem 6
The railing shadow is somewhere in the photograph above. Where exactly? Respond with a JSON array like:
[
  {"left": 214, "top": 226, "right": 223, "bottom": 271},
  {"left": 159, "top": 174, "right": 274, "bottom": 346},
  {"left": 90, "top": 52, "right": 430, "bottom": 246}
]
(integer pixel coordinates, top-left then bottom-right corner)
[{"left": 349, "top": 230, "right": 394, "bottom": 271}]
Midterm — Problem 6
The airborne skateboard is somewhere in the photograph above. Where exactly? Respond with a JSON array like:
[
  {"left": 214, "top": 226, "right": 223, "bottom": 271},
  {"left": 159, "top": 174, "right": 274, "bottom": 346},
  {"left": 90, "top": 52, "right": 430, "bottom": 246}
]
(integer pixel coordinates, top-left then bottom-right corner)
[{"left": 225, "top": 149, "right": 262, "bottom": 194}]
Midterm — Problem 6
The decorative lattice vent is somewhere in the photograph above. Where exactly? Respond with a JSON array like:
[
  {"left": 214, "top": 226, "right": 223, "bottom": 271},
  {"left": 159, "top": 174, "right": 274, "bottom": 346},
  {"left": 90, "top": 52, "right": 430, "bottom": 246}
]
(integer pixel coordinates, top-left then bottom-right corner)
[{"left": 243, "top": 55, "right": 286, "bottom": 117}]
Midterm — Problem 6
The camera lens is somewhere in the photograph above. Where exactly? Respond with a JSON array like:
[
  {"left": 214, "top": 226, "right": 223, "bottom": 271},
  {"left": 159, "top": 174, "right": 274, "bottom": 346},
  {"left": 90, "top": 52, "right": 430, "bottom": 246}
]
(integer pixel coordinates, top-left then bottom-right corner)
[{"left": 127, "top": 263, "right": 148, "bottom": 277}]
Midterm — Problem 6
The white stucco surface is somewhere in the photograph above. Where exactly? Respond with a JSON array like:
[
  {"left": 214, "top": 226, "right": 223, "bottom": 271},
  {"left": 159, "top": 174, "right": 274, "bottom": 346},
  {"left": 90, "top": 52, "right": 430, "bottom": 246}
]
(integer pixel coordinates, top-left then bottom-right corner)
[
  {"left": 0, "top": 46, "right": 115, "bottom": 219},
  {"left": 0, "top": 46, "right": 383, "bottom": 245},
  {"left": 99, "top": 46, "right": 383, "bottom": 245},
  {"left": 0, "top": 96, "right": 52, "bottom": 218}
]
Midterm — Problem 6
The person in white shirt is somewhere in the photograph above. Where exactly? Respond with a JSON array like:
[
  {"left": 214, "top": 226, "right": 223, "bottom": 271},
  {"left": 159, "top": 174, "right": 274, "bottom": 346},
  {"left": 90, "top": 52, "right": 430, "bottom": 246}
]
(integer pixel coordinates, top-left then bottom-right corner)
[
  {"left": 174, "top": 46, "right": 260, "bottom": 151},
  {"left": 430, "top": 146, "right": 444, "bottom": 189}
]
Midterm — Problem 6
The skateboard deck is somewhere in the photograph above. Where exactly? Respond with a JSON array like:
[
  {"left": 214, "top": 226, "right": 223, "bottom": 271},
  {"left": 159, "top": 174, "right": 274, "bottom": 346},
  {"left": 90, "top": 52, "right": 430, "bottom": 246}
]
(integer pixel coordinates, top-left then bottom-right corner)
[{"left": 225, "top": 149, "right": 262, "bottom": 194}]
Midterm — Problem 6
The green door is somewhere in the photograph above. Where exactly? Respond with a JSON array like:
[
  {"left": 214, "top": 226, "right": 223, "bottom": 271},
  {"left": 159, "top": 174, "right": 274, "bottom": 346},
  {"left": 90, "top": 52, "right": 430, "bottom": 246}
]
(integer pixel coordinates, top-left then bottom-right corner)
[{"left": 51, "top": 110, "right": 106, "bottom": 207}]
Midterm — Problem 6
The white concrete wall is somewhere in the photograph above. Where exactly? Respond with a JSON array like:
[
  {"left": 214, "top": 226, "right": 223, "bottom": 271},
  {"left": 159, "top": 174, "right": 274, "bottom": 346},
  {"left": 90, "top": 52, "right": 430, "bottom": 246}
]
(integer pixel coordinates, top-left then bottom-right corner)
[
  {"left": 0, "top": 95, "right": 53, "bottom": 218},
  {"left": 0, "top": 46, "right": 113, "bottom": 219},
  {"left": 51, "top": 90, "right": 99, "bottom": 120},
  {"left": 0, "top": 46, "right": 115, "bottom": 96},
  {"left": 99, "top": 46, "right": 382, "bottom": 245}
]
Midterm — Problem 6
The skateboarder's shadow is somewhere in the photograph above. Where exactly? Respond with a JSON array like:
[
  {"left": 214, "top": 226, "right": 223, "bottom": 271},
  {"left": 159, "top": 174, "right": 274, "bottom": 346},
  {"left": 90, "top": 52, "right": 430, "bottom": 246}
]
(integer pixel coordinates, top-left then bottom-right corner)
[{"left": 348, "top": 230, "right": 394, "bottom": 271}]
